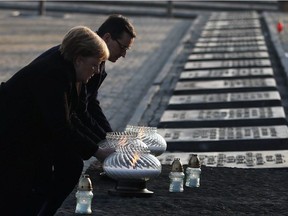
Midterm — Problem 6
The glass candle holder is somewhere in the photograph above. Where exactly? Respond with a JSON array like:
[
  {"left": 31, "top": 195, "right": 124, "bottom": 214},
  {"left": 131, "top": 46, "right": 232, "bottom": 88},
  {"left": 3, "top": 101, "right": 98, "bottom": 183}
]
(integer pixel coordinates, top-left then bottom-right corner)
[
  {"left": 185, "top": 154, "right": 201, "bottom": 188},
  {"left": 75, "top": 174, "right": 93, "bottom": 214},
  {"left": 103, "top": 133, "right": 161, "bottom": 197},
  {"left": 125, "top": 125, "right": 167, "bottom": 156},
  {"left": 99, "top": 131, "right": 138, "bottom": 150},
  {"left": 169, "top": 158, "right": 184, "bottom": 192}
]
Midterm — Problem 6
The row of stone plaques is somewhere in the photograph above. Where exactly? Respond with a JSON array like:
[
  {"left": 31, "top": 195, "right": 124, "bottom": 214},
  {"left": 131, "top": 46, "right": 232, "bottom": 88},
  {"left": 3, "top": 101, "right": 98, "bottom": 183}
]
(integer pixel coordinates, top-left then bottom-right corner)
[
  {"left": 156, "top": 12, "right": 288, "bottom": 157},
  {"left": 157, "top": 125, "right": 288, "bottom": 152}
]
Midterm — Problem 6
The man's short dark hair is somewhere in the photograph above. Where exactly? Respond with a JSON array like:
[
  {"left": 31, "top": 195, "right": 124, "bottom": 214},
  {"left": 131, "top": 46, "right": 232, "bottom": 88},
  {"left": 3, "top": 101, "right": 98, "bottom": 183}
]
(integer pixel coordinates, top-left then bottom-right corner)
[{"left": 97, "top": 14, "right": 136, "bottom": 39}]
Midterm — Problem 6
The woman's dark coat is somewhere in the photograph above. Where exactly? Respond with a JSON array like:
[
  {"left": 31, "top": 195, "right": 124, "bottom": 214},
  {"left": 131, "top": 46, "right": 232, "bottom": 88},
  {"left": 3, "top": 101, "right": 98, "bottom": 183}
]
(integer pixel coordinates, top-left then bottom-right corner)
[
  {"left": 35, "top": 45, "right": 113, "bottom": 140},
  {"left": 0, "top": 50, "right": 101, "bottom": 181}
]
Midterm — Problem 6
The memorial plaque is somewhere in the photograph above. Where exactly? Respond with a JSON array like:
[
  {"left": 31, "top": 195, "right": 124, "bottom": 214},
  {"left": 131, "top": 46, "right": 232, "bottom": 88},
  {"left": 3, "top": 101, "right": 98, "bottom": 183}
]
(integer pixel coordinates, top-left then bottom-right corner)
[
  {"left": 167, "top": 91, "right": 281, "bottom": 109},
  {"left": 188, "top": 52, "right": 269, "bottom": 61},
  {"left": 195, "top": 41, "right": 265, "bottom": 47},
  {"left": 174, "top": 78, "right": 276, "bottom": 93},
  {"left": 180, "top": 68, "right": 274, "bottom": 79},
  {"left": 204, "top": 24, "right": 260, "bottom": 30},
  {"left": 156, "top": 126, "right": 288, "bottom": 152},
  {"left": 204, "top": 25, "right": 261, "bottom": 30},
  {"left": 201, "top": 29, "right": 262, "bottom": 37},
  {"left": 184, "top": 59, "right": 271, "bottom": 70},
  {"left": 209, "top": 12, "right": 259, "bottom": 21},
  {"left": 192, "top": 46, "right": 267, "bottom": 53},
  {"left": 202, "top": 29, "right": 262, "bottom": 35},
  {"left": 205, "top": 20, "right": 260, "bottom": 27},
  {"left": 198, "top": 36, "right": 264, "bottom": 42},
  {"left": 201, "top": 30, "right": 262, "bottom": 36},
  {"left": 158, "top": 125, "right": 288, "bottom": 142},
  {"left": 157, "top": 150, "right": 288, "bottom": 168},
  {"left": 159, "top": 107, "right": 286, "bottom": 127}
]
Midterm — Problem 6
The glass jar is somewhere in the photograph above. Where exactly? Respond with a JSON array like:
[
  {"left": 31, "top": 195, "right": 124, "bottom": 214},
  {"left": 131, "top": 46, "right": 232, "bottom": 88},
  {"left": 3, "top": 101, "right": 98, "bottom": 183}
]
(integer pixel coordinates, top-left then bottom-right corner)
[
  {"left": 75, "top": 174, "right": 93, "bottom": 214},
  {"left": 169, "top": 158, "right": 184, "bottom": 192},
  {"left": 185, "top": 154, "right": 201, "bottom": 188}
]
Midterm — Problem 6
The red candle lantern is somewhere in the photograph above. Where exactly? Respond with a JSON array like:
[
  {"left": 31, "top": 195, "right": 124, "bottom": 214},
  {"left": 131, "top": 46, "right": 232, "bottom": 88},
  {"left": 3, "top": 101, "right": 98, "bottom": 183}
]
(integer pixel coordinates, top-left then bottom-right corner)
[{"left": 277, "top": 20, "right": 284, "bottom": 33}]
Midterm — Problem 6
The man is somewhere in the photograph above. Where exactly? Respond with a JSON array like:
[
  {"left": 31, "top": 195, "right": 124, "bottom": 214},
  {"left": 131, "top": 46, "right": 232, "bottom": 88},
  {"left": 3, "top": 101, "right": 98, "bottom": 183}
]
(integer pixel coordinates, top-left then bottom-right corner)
[
  {"left": 77, "top": 14, "right": 136, "bottom": 139},
  {"left": 28, "top": 14, "right": 136, "bottom": 215}
]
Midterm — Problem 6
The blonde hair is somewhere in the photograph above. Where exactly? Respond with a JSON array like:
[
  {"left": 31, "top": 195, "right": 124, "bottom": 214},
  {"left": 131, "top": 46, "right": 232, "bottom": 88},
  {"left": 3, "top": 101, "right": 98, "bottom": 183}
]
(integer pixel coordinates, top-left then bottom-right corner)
[{"left": 60, "top": 26, "right": 109, "bottom": 62}]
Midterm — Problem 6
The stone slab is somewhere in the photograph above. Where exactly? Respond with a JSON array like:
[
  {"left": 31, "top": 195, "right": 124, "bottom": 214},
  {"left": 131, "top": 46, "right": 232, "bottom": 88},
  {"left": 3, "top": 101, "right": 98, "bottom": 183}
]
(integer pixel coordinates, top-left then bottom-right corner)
[
  {"left": 180, "top": 68, "right": 274, "bottom": 79},
  {"left": 209, "top": 12, "right": 260, "bottom": 21},
  {"left": 159, "top": 106, "right": 286, "bottom": 127},
  {"left": 156, "top": 125, "right": 288, "bottom": 152},
  {"left": 167, "top": 91, "right": 282, "bottom": 109},
  {"left": 204, "top": 25, "right": 261, "bottom": 30},
  {"left": 201, "top": 29, "right": 262, "bottom": 37},
  {"left": 205, "top": 20, "right": 260, "bottom": 27},
  {"left": 188, "top": 52, "right": 269, "bottom": 61},
  {"left": 204, "top": 23, "right": 261, "bottom": 30},
  {"left": 192, "top": 46, "right": 268, "bottom": 53},
  {"left": 198, "top": 36, "right": 264, "bottom": 42},
  {"left": 195, "top": 41, "right": 265, "bottom": 47},
  {"left": 174, "top": 78, "right": 276, "bottom": 94},
  {"left": 157, "top": 150, "right": 288, "bottom": 168},
  {"left": 184, "top": 59, "right": 271, "bottom": 70}
]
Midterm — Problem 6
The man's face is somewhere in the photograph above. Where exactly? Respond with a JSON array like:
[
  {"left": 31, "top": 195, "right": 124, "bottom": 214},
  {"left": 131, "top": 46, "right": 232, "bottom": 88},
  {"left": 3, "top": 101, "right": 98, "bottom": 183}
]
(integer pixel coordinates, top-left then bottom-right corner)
[{"left": 103, "top": 32, "right": 134, "bottom": 62}]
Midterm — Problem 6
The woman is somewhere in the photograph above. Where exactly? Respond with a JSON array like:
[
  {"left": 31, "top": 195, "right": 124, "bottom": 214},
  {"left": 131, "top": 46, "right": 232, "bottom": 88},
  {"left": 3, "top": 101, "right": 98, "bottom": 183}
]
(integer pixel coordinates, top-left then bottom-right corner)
[{"left": 0, "top": 26, "right": 111, "bottom": 215}]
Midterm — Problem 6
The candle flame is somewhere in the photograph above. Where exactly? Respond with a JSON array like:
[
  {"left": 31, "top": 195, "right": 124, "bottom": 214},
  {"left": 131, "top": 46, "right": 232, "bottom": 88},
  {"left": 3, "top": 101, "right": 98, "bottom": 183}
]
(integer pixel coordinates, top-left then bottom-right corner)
[
  {"left": 119, "top": 136, "right": 127, "bottom": 146},
  {"left": 131, "top": 152, "right": 140, "bottom": 168}
]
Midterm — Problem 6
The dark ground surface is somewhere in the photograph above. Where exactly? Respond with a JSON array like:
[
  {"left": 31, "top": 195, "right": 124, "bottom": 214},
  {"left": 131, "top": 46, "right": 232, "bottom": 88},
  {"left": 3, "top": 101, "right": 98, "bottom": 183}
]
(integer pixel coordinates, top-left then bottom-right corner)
[{"left": 56, "top": 162, "right": 288, "bottom": 216}]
